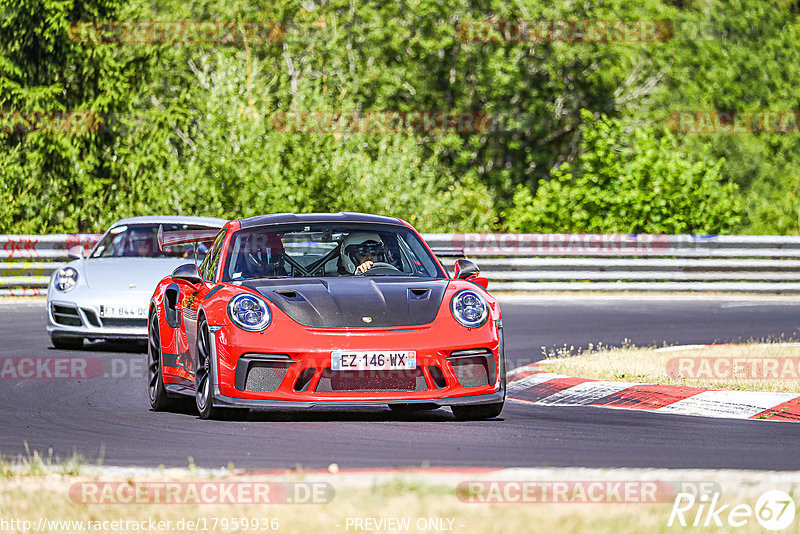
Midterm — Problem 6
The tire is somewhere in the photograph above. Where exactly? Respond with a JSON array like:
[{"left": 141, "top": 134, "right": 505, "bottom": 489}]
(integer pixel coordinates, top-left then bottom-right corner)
[
  {"left": 451, "top": 402, "right": 504, "bottom": 420},
  {"left": 195, "top": 315, "right": 243, "bottom": 420},
  {"left": 148, "top": 310, "right": 180, "bottom": 411},
  {"left": 51, "top": 335, "right": 83, "bottom": 350}
]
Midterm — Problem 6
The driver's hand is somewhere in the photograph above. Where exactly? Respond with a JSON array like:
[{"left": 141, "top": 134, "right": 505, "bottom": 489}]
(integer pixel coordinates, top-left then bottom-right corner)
[{"left": 354, "top": 261, "right": 374, "bottom": 274}]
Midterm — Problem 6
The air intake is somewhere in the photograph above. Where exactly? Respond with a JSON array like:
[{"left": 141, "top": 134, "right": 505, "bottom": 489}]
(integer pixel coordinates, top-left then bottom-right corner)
[
  {"left": 234, "top": 355, "right": 293, "bottom": 392},
  {"left": 448, "top": 349, "right": 495, "bottom": 388},
  {"left": 52, "top": 304, "right": 82, "bottom": 327}
]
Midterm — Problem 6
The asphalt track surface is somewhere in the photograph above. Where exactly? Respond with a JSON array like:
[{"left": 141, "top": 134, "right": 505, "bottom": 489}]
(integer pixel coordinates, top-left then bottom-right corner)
[{"left": 1, "top": 297, "right": 799, "bottom": 470}]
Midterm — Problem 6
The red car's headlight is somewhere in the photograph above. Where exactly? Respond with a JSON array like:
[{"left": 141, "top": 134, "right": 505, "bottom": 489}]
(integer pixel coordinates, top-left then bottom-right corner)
[
  {"left": 450, "top": 289, "right": 488, "bottom": 329},
  {"left": 227, "top": 293, "right": 271, "bottom": 331}
]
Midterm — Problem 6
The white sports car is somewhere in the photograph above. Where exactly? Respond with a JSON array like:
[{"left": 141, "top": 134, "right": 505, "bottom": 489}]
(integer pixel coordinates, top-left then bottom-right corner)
[{"left": 46, "top": 216, "right": 226, "bottom": 349}]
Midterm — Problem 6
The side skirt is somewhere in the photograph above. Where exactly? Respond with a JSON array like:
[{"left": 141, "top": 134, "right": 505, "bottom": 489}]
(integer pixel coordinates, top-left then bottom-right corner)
[{"left": 164, "top": 383, "right": 195, "bottom": 397}]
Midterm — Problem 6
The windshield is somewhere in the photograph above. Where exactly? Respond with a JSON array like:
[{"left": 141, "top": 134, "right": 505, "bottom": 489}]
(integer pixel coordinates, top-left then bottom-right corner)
[
  {"left": 221, "top": 223, "right": 445, "bottom": 281},
  {"left": 91, "top": 223, "right": 218, "bottom": 259}
]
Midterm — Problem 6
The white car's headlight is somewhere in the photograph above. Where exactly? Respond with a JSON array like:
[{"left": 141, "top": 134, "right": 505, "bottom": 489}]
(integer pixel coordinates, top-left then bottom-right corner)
[
  {"left": 54, "top": 267, "right": 79, "bottom": 292},
  {"left": 228, "top": 293, "right": 271, "bottom": 331},
  {"left": 450, "top": 289, "right": 488, "bottom": 328}
]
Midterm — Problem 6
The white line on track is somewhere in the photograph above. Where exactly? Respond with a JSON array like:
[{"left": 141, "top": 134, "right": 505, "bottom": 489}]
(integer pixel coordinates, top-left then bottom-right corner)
[
  {"left": 536, "top": 380, "right": 635, "bottom": 405},
  {"left": 657, "top": 391, "right": 799, "bottom": 419},
  {"left": 506, "top": 372, "right": 568, "bottom": 393}
]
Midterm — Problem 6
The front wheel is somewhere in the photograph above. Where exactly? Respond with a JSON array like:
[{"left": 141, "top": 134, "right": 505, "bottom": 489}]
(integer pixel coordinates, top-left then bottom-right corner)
[
  {"left": 148, "top": 311, "right": 179, "bottom": 411},
  {"left": 451, "top": 402, "right": 504, "bottom": 420}
]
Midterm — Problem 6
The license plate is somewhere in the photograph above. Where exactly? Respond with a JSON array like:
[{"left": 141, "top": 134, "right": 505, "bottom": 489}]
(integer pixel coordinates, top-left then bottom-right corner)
[
  {"left": 99, "top": 305, "right": 147, "bottom": 319},
  {"left": 331, "top": 351, "right": 416, "bottom": 371}
]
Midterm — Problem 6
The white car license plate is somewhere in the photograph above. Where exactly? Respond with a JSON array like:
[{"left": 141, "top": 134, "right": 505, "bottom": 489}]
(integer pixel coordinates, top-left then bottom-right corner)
[
  {"left": 331, "top": 351, "right": 416, "bottom": 371},
  {"left": 99, "top": 305, "right": 147, "bottom": 319}
]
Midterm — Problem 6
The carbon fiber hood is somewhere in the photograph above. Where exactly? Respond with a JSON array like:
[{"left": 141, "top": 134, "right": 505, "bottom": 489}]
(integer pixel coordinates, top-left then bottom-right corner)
[{"left": 244, "top": 278, "right": 449, "bottom": 328}]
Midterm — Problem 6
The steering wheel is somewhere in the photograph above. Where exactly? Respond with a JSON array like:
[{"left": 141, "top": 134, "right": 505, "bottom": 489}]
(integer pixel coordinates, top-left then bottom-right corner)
[
  {"left": 359, "top": 262, "right": 403, "bottom": 275},
  {"left": 244, "top": 252, "right": 264, "bottom": 277}
]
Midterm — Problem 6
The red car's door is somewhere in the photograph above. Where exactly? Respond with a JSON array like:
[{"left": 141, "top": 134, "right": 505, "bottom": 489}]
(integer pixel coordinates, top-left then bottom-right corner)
[{"left": 186, "top": 229, "right": 227, "bottom": 384}]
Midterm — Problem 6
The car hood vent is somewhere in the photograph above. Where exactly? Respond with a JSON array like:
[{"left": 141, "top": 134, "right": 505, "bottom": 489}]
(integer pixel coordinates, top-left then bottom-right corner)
[
  {"left": 244, "top": 278, "right": 448, "bottom": 328},
  {"left": 273, "top": 289, "right": 304, "bottom": 301}
]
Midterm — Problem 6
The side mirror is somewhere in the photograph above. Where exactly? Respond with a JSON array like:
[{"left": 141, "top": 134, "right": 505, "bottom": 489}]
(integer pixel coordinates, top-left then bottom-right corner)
[
  {"left": 67, "top": 245, "right": 85, "bottom": 260},
  {"left": 172, "top": 263, "right": 203, "bottom": 285},
  {"left": 454, "top": 259, "right": 480, "bottom": 280},
  {"left": 453, "top": 259, "right": 488, "bottom": 290}
]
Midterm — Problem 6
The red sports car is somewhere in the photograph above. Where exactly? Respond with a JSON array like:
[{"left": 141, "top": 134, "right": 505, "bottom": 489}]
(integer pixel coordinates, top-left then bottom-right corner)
[{"left": 147, "top": 213, "right": 505, "bottom": 420}]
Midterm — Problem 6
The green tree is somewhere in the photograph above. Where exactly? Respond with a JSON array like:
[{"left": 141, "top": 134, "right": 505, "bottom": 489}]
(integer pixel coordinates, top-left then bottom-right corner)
[
  {"left": 505, "top": 110, "right": 741, "bottom": 234},
  {"left": 1, "top": 0, "right": 797, "bottom": 235},
  {"left": 0, "top": 0, "right": 156, "bottom": 233}
]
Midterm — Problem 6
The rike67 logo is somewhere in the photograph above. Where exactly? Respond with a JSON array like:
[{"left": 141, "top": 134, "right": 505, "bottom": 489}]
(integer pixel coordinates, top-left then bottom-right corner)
[{"left": 668, "top": 490, "right": 796, "bottom": 531}]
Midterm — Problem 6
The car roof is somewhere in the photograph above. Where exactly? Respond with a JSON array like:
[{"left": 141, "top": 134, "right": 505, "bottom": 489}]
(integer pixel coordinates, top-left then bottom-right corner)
[
  {"left": 237, "top": 212, "right": 405, "bottom": 228},
  {"left": 110, "top": 215, "right": 228, "bottom": 227}
]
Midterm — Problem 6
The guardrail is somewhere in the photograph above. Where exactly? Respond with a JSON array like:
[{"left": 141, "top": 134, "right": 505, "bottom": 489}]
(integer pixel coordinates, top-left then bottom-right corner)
[
  {"left": 0, "top": 234, "right": 100, "bottom": 296},
  {"left": 2, "top": 233, "right": 800, "bottom": 295},
  {"left": 425, "top": 234, "right": 800, "bottom": 292}
]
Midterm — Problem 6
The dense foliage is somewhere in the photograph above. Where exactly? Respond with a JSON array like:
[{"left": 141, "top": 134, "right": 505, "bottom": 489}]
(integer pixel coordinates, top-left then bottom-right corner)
[
  {"left": 0, "top": 0, "right": 797, "bottom": 234},
  {"left": 505, "top": 110, "right": 741, "bottom": 233}
]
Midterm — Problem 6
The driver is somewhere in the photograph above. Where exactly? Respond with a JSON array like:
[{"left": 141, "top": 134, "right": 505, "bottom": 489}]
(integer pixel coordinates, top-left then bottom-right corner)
[
  {"left": 125, "top": 232, "right": 154, "bottom": 257},
  {"left": 340, "top": 232, "right": 387, "bottom": 275},
  {"left": 247, "top": 233, "right": 286, "bottom": 277}
]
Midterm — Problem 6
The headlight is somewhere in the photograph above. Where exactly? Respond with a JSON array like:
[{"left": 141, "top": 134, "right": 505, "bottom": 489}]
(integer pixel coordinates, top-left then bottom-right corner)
[
  {"left": 450, "top": 289, "right": 488, "bottom": 328},
  {"left": 228, "top": 293, "right": 271, "bottom": 331},
  {"left": 54, "top": 267, "right": 79, "bottom": 292}
]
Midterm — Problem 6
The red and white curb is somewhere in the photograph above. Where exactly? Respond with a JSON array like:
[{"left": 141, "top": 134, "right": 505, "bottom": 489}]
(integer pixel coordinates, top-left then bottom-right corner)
[{"left": 506, "top": 365, "right": 800, "bottom": 422}]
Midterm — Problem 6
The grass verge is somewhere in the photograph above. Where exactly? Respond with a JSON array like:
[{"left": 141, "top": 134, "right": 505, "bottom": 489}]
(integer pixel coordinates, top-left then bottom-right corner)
[
  {"left": 2, "top": 451, "right": 799, "bottom": 533},
  {"left": 1, "top": 470, "right": 798, "bottom": 534},
  {"left": 542, "top": 343, "right": 800, "bottom": 393}
]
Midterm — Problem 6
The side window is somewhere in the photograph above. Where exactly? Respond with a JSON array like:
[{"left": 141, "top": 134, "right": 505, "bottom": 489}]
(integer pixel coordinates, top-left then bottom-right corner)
[{"left": 200, "top": 230, "right": 226, "bottom": 282}]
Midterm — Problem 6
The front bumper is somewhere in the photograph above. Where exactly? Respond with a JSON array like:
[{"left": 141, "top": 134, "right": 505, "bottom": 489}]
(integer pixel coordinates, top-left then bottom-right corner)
[
  {"left": 212, "top": 389, "right": 505, "bottom": 410},
  {"left": 202, "top": 317, "right": 507, "bottom": 409},
  {"left": 46, "top": 294, "right": 150, "bottom": 341}
]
